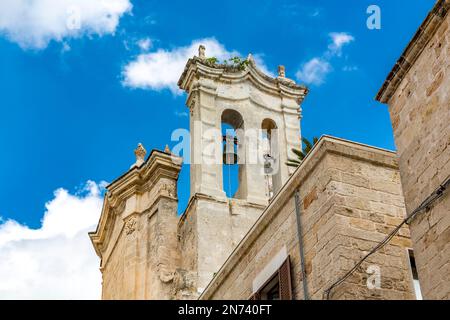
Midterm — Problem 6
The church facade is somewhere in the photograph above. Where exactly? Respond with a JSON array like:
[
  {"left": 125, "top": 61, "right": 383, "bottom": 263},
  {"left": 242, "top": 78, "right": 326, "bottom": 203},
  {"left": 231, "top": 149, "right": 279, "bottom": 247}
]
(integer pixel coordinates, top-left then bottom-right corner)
[{"left": 89, "top": 0, "right": 449, "bottom": 300}]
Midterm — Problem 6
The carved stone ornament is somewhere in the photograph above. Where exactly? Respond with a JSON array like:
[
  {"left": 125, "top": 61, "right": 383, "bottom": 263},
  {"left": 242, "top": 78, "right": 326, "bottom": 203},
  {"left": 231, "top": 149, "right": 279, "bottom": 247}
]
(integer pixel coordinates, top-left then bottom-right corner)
[
  {"left": 198, "top": 45, "right": 206, "bottom": 59},
  {"left": 124, "top": 217, "right": 137, "bottom": 235},
  {"left": 160, "top": 182, "right": 176, "bottom": 197},
  {"left": 134, "top": 143, "right": 147, "bottom": 167},
  {"left": 158, "top": 264, "right": 175, "bottom": 283},
  {"left": 278, "top": 65, "right": 286, "bottom": 78},
  {"left": 189, "top": 98, "right": 195, "bottom": 116}
]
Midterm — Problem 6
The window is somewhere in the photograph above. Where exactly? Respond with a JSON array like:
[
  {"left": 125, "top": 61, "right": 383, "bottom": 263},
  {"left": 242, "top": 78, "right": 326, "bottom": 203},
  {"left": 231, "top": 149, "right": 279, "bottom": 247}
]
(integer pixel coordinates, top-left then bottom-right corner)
[
  {"left": 250, "top": 256, "right": 292, "bottom": 300},
  {"left": 408, "top": 249, "right": 422, "bottom": 300}
]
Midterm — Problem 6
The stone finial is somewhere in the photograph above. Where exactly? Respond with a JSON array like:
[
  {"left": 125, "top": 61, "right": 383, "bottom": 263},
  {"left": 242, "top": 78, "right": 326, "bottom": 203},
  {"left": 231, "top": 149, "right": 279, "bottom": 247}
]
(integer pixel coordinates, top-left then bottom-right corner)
[
  {"left": 278, "top": 65, "right": 286, "bottom": 78},
  {"left": 247, "top": 53, "right": 255, "bottom": 64},
  {"left": 134, "top": 143, "right": 147, "bottom": 167},
  {"left": 198, "top": 45, "right": 206, "bottom": 59},
  {"left": 164, "top": 144, "right": 171, "bottom": 153}
]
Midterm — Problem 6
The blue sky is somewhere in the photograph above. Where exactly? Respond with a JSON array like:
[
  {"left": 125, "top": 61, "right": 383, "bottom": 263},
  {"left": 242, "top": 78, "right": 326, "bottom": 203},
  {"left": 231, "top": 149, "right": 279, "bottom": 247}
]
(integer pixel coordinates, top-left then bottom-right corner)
[
  {"left": 0, "top": 0, "right": 436, "bottom": 299},
  {"left": 0, "top": 0, "right": 435, "bottom": 227}
]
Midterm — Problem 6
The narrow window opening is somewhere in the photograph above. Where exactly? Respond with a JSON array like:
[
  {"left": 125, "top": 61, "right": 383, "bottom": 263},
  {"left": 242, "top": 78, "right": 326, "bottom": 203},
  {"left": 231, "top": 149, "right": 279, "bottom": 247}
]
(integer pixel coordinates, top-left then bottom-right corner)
[{"left": 408, "top": 249, "right": 422, "bottom": 300}]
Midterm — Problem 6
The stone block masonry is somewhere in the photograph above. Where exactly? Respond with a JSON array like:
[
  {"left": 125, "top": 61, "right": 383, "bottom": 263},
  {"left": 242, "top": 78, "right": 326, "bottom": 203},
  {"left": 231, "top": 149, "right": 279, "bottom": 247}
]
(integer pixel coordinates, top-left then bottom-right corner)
[
  {"left": 376, "top": 0, "right": 450, "bottom": 300},
  {"left": 200, "top": 137, "right": 416, "bottom": 300}
]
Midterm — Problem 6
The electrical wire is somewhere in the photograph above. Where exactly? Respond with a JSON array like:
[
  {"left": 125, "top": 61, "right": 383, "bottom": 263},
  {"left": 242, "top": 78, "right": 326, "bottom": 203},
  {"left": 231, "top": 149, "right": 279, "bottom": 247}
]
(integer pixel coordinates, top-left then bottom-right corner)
[{"left": 324, "top": 175, "right": 450, "bottom": 300}]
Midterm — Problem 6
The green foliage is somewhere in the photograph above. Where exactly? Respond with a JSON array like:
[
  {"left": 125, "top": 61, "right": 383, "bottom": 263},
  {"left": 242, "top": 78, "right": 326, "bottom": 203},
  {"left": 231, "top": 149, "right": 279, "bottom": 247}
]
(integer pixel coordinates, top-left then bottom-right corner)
[
  {"left": 226, "top": 56, "right": 249, "bottom": 70},
  {"left": 204, "top": 56, "right": 249, "bottom": 71},
  {"left": 286, "top": 137, "right": 319, "bottom": 168},
  {"left": 205, "top": 57, "right": 219, "bottom": 65}
]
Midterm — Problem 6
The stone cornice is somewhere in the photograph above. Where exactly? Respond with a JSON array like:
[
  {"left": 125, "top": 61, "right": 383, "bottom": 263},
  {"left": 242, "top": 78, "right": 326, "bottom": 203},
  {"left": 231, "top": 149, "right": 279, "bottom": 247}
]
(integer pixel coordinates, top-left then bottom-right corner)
[
  {"left": 178, "top": 57, "right": 309, "bottom": 104},
  {"left": 199, "top": 135, "right": 399, "bottom": 299},
  {"left": 89, "top": 150, "right": 182, "bottom": 257},
  {"left": 177, "top": 193, "right": 267, "bottom": 230},
  {"left": 376, "top": 0, "right": 449, "bottom": 103}
]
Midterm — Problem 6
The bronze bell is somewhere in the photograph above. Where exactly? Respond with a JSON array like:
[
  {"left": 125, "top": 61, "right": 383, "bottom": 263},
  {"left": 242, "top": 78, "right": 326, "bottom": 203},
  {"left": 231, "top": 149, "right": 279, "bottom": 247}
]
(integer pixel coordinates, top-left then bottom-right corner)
[
  {"left": 263, "top": 153, "right": 274, "bottom": 174},
  {"left": 223, "top": 134, "right": 239, "bottom": 165}
]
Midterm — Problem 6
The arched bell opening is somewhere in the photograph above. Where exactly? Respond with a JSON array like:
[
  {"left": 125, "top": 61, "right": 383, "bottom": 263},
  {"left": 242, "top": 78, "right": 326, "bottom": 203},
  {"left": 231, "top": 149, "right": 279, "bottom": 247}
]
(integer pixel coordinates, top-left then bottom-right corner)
[
  {"left": 261, "top": 118, "right": 281, "bottom": 199},
  {"left": 221, "top": 109, "right": 246, "bottom": 199}
]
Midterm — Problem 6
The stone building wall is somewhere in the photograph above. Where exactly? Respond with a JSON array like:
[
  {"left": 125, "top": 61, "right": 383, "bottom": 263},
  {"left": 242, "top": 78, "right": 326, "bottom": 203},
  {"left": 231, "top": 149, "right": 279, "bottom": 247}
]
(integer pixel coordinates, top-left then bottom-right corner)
[
  {"left": 200, "top": 137, "right": 416, "bottom": 300},
  {"left": 177, "top": 195, "right": 266, "bottom": 297},
  {"left": 376, "top": 0, "right": 450, "bottom": 299},
  {"left": 90, "top": 151, "right": 182, "bottom": 300}
]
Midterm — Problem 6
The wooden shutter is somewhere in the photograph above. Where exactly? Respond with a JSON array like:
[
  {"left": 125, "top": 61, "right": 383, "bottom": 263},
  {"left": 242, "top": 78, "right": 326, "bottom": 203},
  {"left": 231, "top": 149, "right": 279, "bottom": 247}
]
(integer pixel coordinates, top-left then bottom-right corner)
[{"left": 278, "top": 256, "right": 293, "bottom": 300}]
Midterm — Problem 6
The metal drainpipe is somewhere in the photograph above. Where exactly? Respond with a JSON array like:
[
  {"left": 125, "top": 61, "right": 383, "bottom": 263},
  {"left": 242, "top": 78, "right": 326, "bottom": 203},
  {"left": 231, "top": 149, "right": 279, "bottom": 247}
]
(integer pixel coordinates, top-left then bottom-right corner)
[{"left": 294, "top": 189, "right": 309, "bottom": 300}]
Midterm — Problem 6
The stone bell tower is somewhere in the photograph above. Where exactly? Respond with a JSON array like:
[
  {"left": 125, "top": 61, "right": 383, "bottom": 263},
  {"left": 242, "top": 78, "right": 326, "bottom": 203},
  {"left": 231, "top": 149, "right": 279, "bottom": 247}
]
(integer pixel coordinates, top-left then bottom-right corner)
[
  {"left": 176, "top": 45, "right": 308, "bottom": 294},
  {"left": 89, "top": 45, "right": 308, "bottom": 300}
]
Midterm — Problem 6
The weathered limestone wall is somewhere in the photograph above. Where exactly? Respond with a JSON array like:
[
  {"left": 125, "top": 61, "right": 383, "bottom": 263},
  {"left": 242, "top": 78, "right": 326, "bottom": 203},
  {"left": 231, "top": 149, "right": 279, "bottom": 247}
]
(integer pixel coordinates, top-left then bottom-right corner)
[
  {"left": 187, "top": 78, "right": 302, "bottom": 203},
  {"left": 175, "top": 200, "right": 198, "bottom": 300},
  {"left": 101, "top": 178, "right": 180, "bottom": 299},
  {"left": 177, "top": 195, "right": 265, "bottom": 298},
  {"left": 201, "top": 137, "right": 416, "bottom": 300},
  {"left": 179, "top": 55, "right": 307, "bottom": 204},
  {"left": 90, "top": 151, "right": 182, "bottom": 300},
  {"left": 379, "top": 1, "right": 450, "bottom": 299}
]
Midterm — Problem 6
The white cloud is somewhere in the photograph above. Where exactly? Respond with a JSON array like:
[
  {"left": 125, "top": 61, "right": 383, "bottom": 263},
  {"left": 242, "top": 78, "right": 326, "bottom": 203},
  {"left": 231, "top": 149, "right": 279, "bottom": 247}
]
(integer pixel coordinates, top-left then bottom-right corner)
[
  {"left": 137, "top": 37, "right": 152, "bottom": 51},
  {"left": 296, "top": 58, "right": 331, "bottom": 86},
  {"left": 0, "top": 181, "right": 105, "bottom": 299},
  {"left": 328, "top": 32, "right": 354, "bottom": 56},
  {"left": 122, "top": 38, "right": 272, "bottom": 94},
  {"left": 0, "top": 0, "right": 132, "bottom": 49},
  {"left": 296, "top": 32, "right": 354, "bottom": 85},
  {"left": 122, "top": 38, "right": 238, "bottom": 94}
]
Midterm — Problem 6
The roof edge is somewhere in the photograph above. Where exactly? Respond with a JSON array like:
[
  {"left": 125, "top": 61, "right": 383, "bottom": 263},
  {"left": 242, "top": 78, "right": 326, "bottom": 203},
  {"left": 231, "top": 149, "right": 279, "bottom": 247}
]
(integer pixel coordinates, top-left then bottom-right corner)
[{"left": 376, "top": 0, "right": 449, "bottom": 103}]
